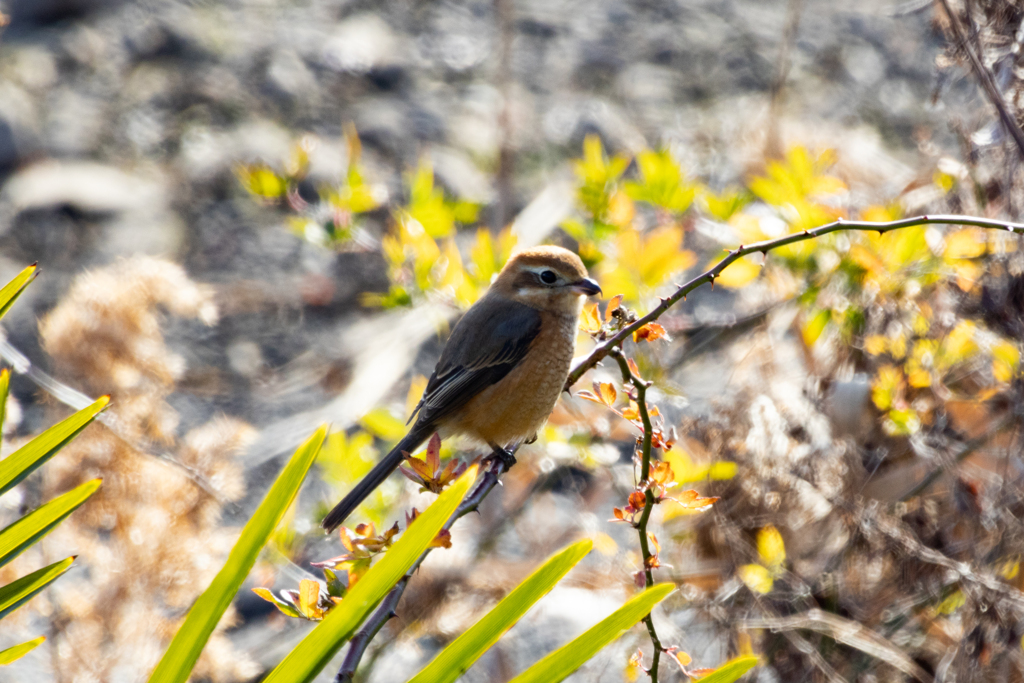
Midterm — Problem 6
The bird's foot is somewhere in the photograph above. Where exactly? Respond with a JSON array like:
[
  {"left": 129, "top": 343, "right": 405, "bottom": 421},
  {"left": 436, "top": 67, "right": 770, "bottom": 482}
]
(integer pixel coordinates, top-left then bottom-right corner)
[{"left": 489, "top": 443, "right": 518, "bottom": 468}]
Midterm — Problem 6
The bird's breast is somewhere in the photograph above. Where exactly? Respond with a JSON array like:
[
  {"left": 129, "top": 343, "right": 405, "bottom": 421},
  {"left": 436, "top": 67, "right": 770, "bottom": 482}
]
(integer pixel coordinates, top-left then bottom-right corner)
[{"left": 449, "top": 311, "right": 577, "bottom": 446}]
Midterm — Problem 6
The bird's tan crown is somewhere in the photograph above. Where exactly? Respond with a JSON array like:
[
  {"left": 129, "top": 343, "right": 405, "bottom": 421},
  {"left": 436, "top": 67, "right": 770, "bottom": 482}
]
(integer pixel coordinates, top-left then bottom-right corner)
[{"left": 501, "top": 246, "right": 588, "bottom": 281}]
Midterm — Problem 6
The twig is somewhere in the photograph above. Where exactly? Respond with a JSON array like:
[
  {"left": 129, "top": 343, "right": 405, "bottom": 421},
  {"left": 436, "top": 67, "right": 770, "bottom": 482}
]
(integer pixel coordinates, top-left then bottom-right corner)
[
  {"left": 334, "top": 455, "right": 510, "bottom": 683},
  {"left": 899, "top": 412, "right": 1013, "bottom": 501},
  {"left": 740, "top": 609, "right": 933, "bottom": 683},
  {"left": 608, "top": 347, "right": 664, "bottom": 682},
  {"left": 566, "top": 214, "right": 1024, "bottom": 389},
  {"left": 936, "top": 0, "right": 1024, "bottom": 161},
  {"left": 0, "top": 331, "right": 236, "bottom": 509}
]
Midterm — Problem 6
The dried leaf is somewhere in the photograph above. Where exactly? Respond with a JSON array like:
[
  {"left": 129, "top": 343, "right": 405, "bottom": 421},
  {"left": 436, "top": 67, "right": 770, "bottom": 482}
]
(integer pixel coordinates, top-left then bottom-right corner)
[
  {"left": 595, "top": 381, "right": 617, "bottom": 406},
  {"left": 633, "top": 322, "right": 670, "bottom": 343}
]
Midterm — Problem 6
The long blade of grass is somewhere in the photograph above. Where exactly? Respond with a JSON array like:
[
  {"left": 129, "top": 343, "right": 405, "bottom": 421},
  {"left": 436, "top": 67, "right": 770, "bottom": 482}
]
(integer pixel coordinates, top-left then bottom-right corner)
[
  {"left": 0, "top": 396, "right": 109, "bottom": 497},
  {"left": 0, "top": 264, "right": 37, "bottom": 324},
  {"left": 262, "top": 464, "right": 479, "bottom": 683},
  {"left": 507, "top": 582, "right": 675, "bottom": 683},
  {"left": 0, "top": 478, "right": 101, "bottom": 569},
  {"left": 0, "top": 369, "right": 9, "bottom": 454},
  {"left": 408, "top": 539, "right": 594, "bottom": 683},
  {"left": 147, "top": 425, "right": 328, "bottom": 683},
  {"left": 0, "top": 556, "right": 76, "bottom": 620},
  {"left": 0, "top": 635, "right": 45, "bottom": 665},
  {"left": 695, "top": 655, "right": 759, "bottom": 683}
]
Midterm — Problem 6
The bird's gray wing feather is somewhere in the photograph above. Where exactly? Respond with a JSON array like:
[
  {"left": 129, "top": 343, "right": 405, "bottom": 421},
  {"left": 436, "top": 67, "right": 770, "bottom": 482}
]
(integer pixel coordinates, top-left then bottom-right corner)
[{"left": 410, "top": 296, "right": 542, "bottom": 428}]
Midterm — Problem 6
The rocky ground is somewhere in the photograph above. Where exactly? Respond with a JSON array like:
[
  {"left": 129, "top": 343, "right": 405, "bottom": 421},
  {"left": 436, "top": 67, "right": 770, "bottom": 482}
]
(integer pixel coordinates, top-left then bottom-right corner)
[{"left": 0, "top": 0, "right": 998, "bottom": 680}]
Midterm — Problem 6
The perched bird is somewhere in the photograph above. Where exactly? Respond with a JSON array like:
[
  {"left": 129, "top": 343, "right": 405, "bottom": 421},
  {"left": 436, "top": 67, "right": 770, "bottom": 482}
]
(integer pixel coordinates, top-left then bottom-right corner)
[{"left": 322, "top": 245, "right": 601, "bottom": 532}]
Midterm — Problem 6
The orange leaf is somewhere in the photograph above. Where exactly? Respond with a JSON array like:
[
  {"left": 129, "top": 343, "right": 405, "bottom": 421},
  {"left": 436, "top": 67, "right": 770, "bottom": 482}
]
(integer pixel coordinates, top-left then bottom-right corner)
[
  {"left": 633, "top": 322, "right": 670, "bottom": 343},
  {"left": 628, "top": 490, "right": 647, "bottom": 510},
  {"left": 605, "top": 294, "right": 624, "bottom": 322},
  {"left": 595, "top": 381, "right": 617, "bottom": 406},
  {"left": 425, "top": 433, "right": 442, "bottom": 474},
  {"left": 580, "top": 302, "right": 602, "bottom": 333},
  {"left": 575, "top": 389, "right": 604, "bottom": 404}
]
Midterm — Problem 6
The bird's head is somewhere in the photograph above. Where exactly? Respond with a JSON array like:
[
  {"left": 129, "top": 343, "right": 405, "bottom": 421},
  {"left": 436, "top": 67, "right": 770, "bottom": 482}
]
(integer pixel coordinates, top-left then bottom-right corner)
[{"left": 493, "top": 245, "right": 602, "bottom": 315}]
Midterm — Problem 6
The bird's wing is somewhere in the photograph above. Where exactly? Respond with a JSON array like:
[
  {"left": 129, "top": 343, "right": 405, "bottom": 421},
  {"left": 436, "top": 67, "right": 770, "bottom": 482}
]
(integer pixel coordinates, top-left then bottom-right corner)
[{"left": 410, "top": 296, "right": 542, "bottom": 428}]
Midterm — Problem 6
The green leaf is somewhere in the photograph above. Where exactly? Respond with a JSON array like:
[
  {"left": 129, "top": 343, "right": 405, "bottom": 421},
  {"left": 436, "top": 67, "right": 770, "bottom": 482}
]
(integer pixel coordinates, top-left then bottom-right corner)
[
  {"left": 507, "top": 583, "right": 675, "bottom": 683},
  {"left": 261, "top": 465, "right": 479, "bottom": 683},
  {"left": 0, "top": 369, "right": 9, "bottom": 453},
  {"left": 147, "top": 425, "right": 328, "bottom": 683},
  {"left": 0, "top": 556, "right": 76, "bottom": 620},
  {"left": 695, "top": 655, "right": 759, "bottom": 683},
  {"left": 0, "top": 479, "right": 101, "bottom": 569},
  {"left": 0, "top": 264, "right": 37, "bottom": 324},
  {"left": 0, "top": 635, "right": 45, "bottom": 665},
  {"left": 408, "top": 539, "right": 594, "bottom": 683},
  {"left": 0, "top": 396, "right": 109, "bottom": 497}
]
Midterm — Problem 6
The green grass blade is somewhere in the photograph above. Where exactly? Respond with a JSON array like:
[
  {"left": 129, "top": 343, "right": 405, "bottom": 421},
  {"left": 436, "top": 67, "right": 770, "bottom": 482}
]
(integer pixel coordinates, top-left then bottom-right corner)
[
  {"left": 408, "top": 539, "right": 594, "bottom": 683},
  {"left": 696, "top": 655, "right": 759, "bottom": 683},
  {"left": 0, "top": 369, "right": 9, "bottom": 454},
  {"left": 0, "top": 264, "right": 37, "bottom": 324},
  {"left": 0, "top": 556, "right": 76, "bottom": 620},
  {"left": 0, "top": 635, "right": 45, "bottom": 665},
  {"left": 262, "top": 464, "right": 479, "bottom": 683},
  {"left": 0, "top": 396, "right": 109, "bottom": 497},
  {"left": 508, "top": 582, "right": 676, "bottom": 683},
  {"left": 0, "top": 479, "right": 101, "bottom": 569},
  {"left": 147, "top": 425, "right": 328, "bottom": 683}
]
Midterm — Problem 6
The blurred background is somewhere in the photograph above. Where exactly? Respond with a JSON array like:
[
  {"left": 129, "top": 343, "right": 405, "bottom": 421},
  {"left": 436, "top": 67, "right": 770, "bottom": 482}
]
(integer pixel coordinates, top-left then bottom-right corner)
[{"left": 1, "top": 0, "right": 1024, "bottom": 680}]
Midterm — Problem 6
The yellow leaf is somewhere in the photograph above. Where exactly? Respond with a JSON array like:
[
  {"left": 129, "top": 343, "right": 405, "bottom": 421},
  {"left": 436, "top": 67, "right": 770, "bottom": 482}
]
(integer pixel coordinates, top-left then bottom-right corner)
[
  {"left": 406, "top": 375, "right": 428, "bottom": 420},
  {"left": 944, "top": 228, "right": 987, "bottom": 259},
  {"left": 708, "top": 461, "right": 738, "bottom": 480},
  {"left": 936, "top": 589, "right": 965, "bottom": 615},
  {"left": 801, "top": 309, "right": 831, "bottom": 347},
  {"left": 757, "top": 525, "right": 786, "bottom": 573},
  {"left": 934, "top": 169, "right": 956, "bottom": 194},
  {"left": 640, "top": 225, "right": 694, "bottom": 288},
  {"left": 942, "top": 320, "right": 977, "bottom": 365},
  {"left": 712, "top": 253, "right": 762, "bottom": 289},
  {"left": 298, "top": 579, "right": 324, "bottom": 620},
  {"left": 906, "top": 368, "right": 932, "bottom": 388},
  {"left": 701, "top": 187, "right": 749, "bottom": 221},
  {"left": 871, "top": 365, "right": 902, "bottom": 411},
  {"left": 864, "top": 335, "right": 888, "bottom": 355},
  {"left": 360, "top": 408, "right": 407, "bottom": 442},
  {"left": 993, "top": 340, "right": 1020, "bottom": 382},
  {"left": 592, "top": 532, "right": 618, "bottom": 556},
  {"left": 608, "top": 190, "right": 636, "bottom": 227},
  {"left": 860, "top": 204, "right": 901, "bottom": 222},
  {"left": 729, "top": 213, "right": 770, "bottom": 244},
  {"left": 953, "top": 260, "right": 981, "bottom": 292},
  {"left": 738, "top": 564, "right": 774, "bottom": 594}
]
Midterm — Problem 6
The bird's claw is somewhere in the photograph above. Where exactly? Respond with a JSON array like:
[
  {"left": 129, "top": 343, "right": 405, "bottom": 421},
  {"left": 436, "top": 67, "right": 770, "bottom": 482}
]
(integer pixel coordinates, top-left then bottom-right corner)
[{"left": 490, "top": 444, "right": 517, "bottom": 468}]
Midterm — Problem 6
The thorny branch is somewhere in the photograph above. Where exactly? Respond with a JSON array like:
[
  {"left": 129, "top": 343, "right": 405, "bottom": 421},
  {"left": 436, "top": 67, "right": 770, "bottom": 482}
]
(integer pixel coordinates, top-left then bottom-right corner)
[
  {"left": 609, "top": 347, "right": 664, "bottom": 682},
  {"left": 334, "top": 454, "right": 510, "bottom": 683},
  {"left": 339, "top": 213, "right": 1024, "bottom": 680},
  {"left": 566, "top": 213, "right": 1024, "bottom": 389}
]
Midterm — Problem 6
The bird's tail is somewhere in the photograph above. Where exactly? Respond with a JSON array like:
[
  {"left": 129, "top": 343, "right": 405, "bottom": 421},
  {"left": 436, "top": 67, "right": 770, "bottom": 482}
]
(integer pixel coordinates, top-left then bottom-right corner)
[{"left": 321, "top": 429, "right": 429, "bottom": 533}]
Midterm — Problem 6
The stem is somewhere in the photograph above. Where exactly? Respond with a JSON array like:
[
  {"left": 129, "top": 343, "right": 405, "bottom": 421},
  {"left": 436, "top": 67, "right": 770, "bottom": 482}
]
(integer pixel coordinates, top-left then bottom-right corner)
[
  {"left": 609, "top": 347, "right": 663, "bottom": 682},
  {"left": 334, "top": 455, "right": 510, "bottom": 683},
  {"left": 936, "top": 0, "right": 1024, "bottom": 161},
  {"left": 566, "top": 214, "right": 1024, "bottom": 389}
]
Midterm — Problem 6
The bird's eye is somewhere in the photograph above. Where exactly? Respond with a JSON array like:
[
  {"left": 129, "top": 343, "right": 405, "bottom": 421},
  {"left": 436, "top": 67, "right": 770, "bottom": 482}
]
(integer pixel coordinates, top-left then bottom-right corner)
[{"left": 539, "top": 270, "right": 558, "bottom": 285}]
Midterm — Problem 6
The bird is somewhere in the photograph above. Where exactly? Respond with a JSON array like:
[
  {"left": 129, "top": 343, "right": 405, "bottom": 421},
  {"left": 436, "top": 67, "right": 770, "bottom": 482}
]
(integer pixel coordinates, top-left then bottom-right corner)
[{"left": 322, "top": 245, "right": 602, "bottom": 532}]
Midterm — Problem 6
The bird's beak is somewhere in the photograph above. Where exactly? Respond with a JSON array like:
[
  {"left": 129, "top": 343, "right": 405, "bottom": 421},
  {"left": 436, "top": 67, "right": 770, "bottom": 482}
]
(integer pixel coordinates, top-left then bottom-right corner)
[{"left": 571, "top": 278, "right": 602, "bottom": 297}]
